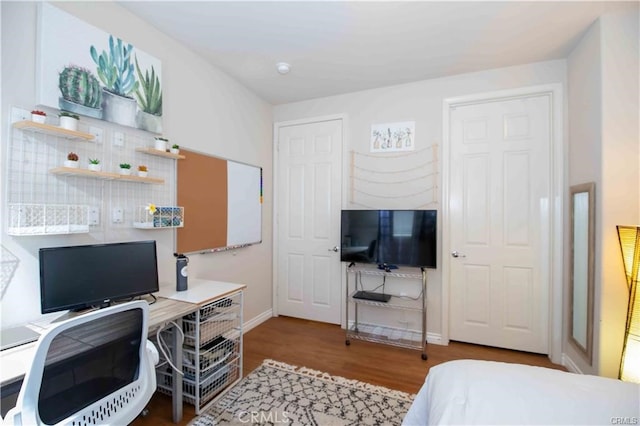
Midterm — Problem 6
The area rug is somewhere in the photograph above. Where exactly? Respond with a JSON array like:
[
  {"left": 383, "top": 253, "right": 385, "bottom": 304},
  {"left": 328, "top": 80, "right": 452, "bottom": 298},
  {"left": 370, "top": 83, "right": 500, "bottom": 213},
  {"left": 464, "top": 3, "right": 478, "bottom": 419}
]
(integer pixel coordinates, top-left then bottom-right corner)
[{"left": 189, "top": 359, "right": 415, "bottom": 425}]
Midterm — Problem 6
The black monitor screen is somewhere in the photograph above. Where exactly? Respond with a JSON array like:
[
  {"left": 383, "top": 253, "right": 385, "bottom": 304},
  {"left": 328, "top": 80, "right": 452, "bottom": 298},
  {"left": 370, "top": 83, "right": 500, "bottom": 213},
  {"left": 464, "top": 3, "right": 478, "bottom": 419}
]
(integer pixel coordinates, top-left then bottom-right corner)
[
  {"left": 340, "top": 210, "right": 437, "bottom": 268},
  {"left": 39, "top": 241, "right": 159, "bottom": 314}
]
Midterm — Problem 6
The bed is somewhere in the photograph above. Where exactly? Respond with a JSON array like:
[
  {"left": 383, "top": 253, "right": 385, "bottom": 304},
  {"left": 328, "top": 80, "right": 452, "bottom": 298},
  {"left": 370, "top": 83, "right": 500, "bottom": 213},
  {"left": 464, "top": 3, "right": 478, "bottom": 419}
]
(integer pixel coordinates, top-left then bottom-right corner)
[{"left": 402, "top": 359, "right": 640, "bottom": 425}]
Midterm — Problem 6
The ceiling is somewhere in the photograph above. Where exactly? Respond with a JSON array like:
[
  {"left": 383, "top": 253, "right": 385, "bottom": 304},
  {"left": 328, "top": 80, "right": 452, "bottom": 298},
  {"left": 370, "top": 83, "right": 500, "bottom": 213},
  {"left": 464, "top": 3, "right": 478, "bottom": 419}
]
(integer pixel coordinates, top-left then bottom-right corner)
[{"left": 119, "top": 1, "right": 635, "bottom": 105}]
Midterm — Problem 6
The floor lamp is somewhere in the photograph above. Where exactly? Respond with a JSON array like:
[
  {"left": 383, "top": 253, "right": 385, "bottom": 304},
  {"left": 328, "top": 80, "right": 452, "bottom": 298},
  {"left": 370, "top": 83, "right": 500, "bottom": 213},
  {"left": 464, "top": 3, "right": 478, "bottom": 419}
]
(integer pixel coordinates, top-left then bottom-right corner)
[{"left": 617, "top": 225, "right": 640, "bottom": 383}]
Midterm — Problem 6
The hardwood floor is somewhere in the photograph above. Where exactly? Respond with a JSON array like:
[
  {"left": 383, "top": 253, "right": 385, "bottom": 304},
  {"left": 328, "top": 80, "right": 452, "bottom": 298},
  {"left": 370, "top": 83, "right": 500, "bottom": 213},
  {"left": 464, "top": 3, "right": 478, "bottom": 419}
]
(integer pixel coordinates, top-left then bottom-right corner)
[{"left": 133, "top": 315, "right": 565, "bottom": 425}]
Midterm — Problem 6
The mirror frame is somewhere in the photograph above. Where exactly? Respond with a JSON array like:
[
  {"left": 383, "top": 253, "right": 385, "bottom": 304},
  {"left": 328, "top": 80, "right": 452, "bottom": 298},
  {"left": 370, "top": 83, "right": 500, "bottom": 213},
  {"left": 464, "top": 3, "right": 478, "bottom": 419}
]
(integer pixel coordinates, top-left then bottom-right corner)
[{"left": 568, "top": 182, "right": 595, "bottom": 364}]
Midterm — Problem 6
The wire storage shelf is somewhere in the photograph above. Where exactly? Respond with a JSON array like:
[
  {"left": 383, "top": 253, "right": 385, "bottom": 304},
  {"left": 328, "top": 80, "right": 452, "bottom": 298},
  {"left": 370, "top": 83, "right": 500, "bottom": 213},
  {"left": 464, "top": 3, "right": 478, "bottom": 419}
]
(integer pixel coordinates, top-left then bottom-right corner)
[
  {"left": 155, "top": 291, "right": 243, "bottom": 414},
  {"left": 7, "top": 203, "right": 89, "bottom": 235},
  {"left": 133, "top": 205, "right": 184, "bottom": 229},
  {"left": 345, "top": 266, "right": 428, "bottom": 359}
]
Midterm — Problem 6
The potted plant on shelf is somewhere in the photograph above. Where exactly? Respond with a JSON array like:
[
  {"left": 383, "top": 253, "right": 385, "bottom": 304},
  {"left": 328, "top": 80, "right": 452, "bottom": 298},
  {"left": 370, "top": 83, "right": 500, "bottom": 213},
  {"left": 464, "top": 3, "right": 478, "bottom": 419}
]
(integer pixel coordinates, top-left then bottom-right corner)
[
  {"left": 88, "top": 158, "right": 101, "bottom": 172},
  {"left": 170, "top": 144, "right": 180, "bottom": 155},
  {"left": 137, "top": 165, "right": 148, "bottom": 177},
  {"left": 31, "top": 110, "right": 47, "bottom": 124},
  {"left": 119, "top": 163, "right": 131, "bottom": 175},
  {"left": 154, "top": 136, "right": 168, "bottom": 151},
  {"left": 64, "top": 152, "right": 79, "bottom": 168},
  {"left": 59, "top": 111, "right": 80, "bottom": 131}
]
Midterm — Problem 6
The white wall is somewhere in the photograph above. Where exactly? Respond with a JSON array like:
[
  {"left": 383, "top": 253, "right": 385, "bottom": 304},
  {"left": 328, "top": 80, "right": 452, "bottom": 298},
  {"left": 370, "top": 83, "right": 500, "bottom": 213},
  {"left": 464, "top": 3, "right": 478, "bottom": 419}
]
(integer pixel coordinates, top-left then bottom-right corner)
[
  {"left": 1, "top": 2, "right": 273, "bottom": 327},
  {"left": 565, "top": 19, "right": 602, "bottom": 375},
  {"left": 274, "top": 60, "right": 567, "bottom": 339},
  {"left": 565, "top": 5, "right": 639, "bottom": 378},
  {"left": 597, "top": 7, "right": 639, "bottom": 378}
]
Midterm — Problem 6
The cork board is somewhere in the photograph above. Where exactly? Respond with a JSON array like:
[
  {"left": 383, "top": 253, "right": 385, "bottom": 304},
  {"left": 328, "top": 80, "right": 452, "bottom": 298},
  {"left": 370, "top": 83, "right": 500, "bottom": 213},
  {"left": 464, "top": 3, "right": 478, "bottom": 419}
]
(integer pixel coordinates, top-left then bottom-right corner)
[{"left": 177, "top": 149, "right": 262, "bottom": 254}]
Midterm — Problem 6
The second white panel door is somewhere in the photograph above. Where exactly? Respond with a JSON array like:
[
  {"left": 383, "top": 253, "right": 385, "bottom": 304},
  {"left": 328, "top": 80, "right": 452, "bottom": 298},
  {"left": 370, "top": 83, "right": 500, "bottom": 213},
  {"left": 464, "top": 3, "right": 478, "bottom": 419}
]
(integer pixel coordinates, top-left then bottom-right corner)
[{"left": 448, "top": 95, "right": 551, "bottom": 354}]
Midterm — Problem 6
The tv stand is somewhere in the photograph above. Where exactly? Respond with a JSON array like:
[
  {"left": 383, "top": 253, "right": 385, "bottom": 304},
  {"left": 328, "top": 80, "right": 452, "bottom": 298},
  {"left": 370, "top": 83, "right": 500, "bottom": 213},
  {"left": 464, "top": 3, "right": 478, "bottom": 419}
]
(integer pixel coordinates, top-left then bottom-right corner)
[{"left": 345, "top": 264, "right": 428, "bottom": 360}]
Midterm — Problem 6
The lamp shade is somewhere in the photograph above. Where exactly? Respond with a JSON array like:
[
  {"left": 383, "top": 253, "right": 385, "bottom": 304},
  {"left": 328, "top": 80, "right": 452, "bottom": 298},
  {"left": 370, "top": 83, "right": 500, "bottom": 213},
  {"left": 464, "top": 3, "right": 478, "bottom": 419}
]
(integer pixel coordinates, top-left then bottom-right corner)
[{"left": 617, "top": 225, "right": 640, "bottom": 383}]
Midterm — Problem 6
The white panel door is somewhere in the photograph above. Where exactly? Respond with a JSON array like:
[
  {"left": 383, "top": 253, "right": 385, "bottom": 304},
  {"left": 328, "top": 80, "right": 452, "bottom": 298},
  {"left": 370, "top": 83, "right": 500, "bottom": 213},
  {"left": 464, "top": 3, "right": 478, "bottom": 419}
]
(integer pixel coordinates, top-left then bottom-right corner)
[
  {"left": 449, "top": 95, "right": 550, "bottom": 353},
  {"left": 277, "top": 119, "right": 342, "bottom": 324}
]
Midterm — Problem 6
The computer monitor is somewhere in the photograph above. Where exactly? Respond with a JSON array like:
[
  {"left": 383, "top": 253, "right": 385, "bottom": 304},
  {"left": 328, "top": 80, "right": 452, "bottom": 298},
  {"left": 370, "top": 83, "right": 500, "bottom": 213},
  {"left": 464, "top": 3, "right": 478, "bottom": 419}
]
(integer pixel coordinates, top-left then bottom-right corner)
[{"left": 39, "top": 240, "right": 159, "bottom": 314}]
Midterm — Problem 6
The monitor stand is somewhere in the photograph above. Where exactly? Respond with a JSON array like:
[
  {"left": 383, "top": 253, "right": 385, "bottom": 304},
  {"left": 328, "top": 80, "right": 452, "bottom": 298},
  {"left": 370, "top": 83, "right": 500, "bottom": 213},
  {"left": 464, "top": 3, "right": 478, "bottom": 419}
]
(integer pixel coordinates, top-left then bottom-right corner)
[{"left": 50, "top": 308, "right": 96, "bottom": 323}]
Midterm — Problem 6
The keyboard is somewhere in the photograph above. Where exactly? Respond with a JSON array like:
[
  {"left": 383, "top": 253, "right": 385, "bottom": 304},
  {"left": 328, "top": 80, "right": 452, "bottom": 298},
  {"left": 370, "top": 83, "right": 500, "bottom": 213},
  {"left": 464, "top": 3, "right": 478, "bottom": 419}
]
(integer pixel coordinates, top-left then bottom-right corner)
[
  {"left": 353, "top": 291, "right": 391, "bottom": 303},
  {"left": 1, "top": 326, "right": 40, "bottom": 351}
]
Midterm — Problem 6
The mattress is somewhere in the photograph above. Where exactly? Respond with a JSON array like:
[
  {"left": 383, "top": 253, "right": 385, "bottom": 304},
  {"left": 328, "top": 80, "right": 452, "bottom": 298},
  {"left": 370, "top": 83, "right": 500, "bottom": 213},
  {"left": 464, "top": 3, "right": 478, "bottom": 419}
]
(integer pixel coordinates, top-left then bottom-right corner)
[{"left": 402, "top": 359, "right": 640, "bottom": 425}]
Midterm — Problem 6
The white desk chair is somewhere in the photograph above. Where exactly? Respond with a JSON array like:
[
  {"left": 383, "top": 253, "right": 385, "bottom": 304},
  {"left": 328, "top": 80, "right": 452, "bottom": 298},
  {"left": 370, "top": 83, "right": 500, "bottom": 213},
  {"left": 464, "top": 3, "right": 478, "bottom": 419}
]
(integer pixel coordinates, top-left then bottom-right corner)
[{"left": 4, "top": 301, "right": 159, "bottom": 426}]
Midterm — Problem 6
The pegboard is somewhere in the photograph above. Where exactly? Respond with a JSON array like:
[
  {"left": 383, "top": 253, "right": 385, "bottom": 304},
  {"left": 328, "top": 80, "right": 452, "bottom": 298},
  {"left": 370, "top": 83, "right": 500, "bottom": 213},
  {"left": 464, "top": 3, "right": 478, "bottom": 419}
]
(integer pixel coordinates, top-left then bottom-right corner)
[{"left": 5, "top": 106, "right": 179, "bottom": 236}]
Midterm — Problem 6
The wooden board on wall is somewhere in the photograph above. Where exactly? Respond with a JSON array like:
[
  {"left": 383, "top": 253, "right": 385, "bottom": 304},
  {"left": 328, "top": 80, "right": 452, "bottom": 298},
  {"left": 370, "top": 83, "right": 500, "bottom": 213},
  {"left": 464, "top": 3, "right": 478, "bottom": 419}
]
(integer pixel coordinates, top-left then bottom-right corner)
[{"left": 177, "top": 149, "right": 262, "bottom": 254}]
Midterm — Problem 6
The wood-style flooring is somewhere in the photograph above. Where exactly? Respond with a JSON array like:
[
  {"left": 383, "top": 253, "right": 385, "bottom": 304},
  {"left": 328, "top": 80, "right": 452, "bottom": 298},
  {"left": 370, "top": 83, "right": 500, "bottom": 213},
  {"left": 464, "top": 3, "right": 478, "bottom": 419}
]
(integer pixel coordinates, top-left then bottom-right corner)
[{"left": 133, "top": 316, "right": 565, "bottom": 425}]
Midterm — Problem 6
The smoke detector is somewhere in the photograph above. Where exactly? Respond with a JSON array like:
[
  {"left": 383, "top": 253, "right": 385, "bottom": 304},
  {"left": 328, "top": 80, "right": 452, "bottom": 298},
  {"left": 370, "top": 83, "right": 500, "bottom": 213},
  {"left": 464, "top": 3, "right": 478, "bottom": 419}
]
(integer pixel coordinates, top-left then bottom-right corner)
[{"left": 276, "top": 62, "right": 291, "bottom": 75}]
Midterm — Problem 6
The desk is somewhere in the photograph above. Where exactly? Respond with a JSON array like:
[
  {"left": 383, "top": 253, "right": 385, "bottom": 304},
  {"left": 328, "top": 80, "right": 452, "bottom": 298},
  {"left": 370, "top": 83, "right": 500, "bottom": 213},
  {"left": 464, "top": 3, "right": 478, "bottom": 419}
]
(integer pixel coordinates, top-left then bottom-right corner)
[
  {"left": 1, "top": 296, "right": 193, "bottom": 423},
  {"left": 0, "top": 279, "right": 245, "bottom": 423}
]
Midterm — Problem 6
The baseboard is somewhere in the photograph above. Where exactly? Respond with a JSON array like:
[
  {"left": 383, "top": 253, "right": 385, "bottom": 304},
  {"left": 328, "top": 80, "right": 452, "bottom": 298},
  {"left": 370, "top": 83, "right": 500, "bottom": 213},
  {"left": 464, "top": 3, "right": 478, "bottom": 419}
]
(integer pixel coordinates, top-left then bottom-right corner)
[
  {"left": 562, "top": 353, "right": 583, "bottom": 374},
  {"left": 244, "top": 309, "right": 273, "bottom": 334}
]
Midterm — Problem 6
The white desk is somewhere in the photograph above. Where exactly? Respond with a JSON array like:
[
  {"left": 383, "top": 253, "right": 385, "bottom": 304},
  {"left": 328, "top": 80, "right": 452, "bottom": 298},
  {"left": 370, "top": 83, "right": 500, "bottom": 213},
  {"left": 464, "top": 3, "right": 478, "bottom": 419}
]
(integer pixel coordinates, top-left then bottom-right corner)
[{"left": 0, "top": 278, "right": 246, "bottom": 423}]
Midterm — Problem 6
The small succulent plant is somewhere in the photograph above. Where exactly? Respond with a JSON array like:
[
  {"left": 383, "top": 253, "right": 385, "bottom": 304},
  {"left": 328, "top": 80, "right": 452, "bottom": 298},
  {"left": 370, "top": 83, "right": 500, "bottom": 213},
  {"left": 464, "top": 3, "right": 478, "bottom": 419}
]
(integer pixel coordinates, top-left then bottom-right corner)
[
  {"left": 67, "top": 152, "right": 78, "bottom": 161},
  {"left": 119, "top": 163, "right": 131, "bottom": 169},
  {"left": 59, "top": 111, "right": 79, "bottom": 120},
  {"left": 138, "top": 165, "right": 148, "bottom": 172},
  {"left": 155, "top": 137, "right": 168, "bottom": 141},
  {"left": 172, "top": 144, "right": 179, "bottom": 149},
  {"left": 89, "top": 158, "right": 100, "bottom": 165},
  {"left": 31, "top": 110, "right": 46, "bottom": 116}
]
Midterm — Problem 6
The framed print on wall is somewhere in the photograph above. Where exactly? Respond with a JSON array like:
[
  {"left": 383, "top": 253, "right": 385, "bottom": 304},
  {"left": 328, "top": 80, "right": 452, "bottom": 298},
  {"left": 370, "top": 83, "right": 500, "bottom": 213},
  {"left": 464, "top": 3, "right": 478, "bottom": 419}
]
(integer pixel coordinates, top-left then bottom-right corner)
[
  {"left": 37, "top": 3, "right": 163, "bottom": 133},
  {"left": 371, "top": 121, "right": 415, "bottom": 152}
]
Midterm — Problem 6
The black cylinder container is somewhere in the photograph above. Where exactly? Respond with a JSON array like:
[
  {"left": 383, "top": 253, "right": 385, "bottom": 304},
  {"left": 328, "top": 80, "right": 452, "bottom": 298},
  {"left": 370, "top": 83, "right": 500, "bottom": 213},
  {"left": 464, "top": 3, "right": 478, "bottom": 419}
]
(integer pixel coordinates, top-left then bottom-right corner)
[{"left": 176, "top": 254, "right": 189, "bottom": 291}]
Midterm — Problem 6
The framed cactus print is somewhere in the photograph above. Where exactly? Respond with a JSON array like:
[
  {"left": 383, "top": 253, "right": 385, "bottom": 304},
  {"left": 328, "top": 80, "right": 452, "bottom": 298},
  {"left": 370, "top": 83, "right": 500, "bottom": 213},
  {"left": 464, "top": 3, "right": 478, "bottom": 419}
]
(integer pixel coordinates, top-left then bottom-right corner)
[{"left": 36, "top": 3, "right": 163, "bottom": 133}]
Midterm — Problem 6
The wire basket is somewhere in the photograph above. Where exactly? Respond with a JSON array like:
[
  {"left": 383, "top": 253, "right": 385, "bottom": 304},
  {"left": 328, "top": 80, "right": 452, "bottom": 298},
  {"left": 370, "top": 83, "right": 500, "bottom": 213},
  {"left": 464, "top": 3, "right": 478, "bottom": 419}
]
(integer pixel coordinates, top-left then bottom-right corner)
[
  {"left": 133, "top": 205, "right": 184, "bottom": 229},
  {"left": 7, "top": 203, "right": 89, "bottom": 236}
]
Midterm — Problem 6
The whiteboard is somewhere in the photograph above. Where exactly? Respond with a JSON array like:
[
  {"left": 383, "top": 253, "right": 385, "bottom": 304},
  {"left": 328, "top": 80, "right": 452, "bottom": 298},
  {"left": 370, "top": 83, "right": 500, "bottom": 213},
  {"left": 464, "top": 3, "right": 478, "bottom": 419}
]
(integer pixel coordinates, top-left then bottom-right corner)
[{"left": 177, "top": 149, "right": 262, "bottom": 254}]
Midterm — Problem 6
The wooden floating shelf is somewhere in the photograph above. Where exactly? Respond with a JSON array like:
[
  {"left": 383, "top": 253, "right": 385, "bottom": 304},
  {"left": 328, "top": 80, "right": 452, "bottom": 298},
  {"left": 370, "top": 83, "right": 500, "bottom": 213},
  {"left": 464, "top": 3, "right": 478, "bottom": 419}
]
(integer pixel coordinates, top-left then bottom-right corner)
[
  {"left": 13, "top": 121, "right": 95, "bottom": 141},
  {"left": 50, "top": 167, "right": 165, "bottom": 184},
  {"left": 136, "top": 147, "right": 185, "bottom": 159}
]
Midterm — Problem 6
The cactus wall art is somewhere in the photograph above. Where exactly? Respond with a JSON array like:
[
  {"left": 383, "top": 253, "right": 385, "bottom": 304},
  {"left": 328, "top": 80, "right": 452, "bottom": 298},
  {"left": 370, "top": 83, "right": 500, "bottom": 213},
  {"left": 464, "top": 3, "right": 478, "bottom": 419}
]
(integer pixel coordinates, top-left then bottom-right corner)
[{"left": 37, "top": 3, "right": 163, "bottom": 132}]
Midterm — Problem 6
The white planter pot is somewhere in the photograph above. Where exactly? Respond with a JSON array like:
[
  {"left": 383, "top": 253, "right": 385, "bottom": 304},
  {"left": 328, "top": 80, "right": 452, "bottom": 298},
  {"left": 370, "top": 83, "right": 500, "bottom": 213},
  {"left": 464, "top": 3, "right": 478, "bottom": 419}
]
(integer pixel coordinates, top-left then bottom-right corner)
[
  {"left": 59, "top": 116, "right": 78, "bottom": 131},
  {"left": 170, "top": 148, "right": 180, "bottom": 155},
  {"left": 31, "top": 114, "right": 46, "bottom": 124},
  {"left": 119, "top": 168, "right": 131, "bottom": 176},
  {"left": 138, "top": 171, "right": 148, "bottom": 177},
  {"left": 154, "top": 139, "right": 167, "bottom": 151},
  {"left": 88, "top": 164, "right": 101, "bottom": 172},
  {"left": 64, "top": 160, "right": 79, "bottom": 168}
]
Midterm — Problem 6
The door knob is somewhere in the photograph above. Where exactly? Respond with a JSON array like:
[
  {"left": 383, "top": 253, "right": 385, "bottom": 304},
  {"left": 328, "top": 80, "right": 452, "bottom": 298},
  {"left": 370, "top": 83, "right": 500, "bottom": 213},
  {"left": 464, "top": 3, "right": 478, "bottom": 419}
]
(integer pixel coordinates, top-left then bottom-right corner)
[
  {"left": 329, "top": 246, "right": 339, "bottom": 252},
  {"left": 451, "top": 250, "right": 466, "bottom": 258}
]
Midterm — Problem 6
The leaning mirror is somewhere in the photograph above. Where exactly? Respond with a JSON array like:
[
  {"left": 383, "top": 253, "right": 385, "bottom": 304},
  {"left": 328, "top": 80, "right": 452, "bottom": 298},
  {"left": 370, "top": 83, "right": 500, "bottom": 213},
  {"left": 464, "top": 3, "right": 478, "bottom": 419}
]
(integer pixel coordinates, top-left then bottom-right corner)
[{"left": 569, "top": 182, "right": 595, "bottom": 363}]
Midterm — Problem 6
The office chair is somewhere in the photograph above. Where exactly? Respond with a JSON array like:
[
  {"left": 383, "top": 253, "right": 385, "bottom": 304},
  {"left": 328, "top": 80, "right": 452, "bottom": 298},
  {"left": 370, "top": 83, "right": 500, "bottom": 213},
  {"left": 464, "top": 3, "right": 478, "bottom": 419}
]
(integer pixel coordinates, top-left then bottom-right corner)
[{"left": 4, "top": 301, "right": 159, "bottom": 425}]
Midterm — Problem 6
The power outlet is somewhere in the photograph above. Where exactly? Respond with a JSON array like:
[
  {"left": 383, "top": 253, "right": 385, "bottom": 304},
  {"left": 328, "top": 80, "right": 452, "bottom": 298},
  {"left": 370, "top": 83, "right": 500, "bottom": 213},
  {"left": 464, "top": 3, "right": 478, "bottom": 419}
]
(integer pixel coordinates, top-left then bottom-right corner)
[
  {"left": 113, "top": 132, "right": 125, "bottom": 147},
  {"left": 88, "top": 206, "right": 100, "bottom": 226},
  {"left": 11, "top": 107, "right": 30, "bottom": 123},
  {"left": 89, "top": 126, "right": 104, "bottom": 144},
  {"left": 112, "top": 207, "right": 123, "bottom": 224}
]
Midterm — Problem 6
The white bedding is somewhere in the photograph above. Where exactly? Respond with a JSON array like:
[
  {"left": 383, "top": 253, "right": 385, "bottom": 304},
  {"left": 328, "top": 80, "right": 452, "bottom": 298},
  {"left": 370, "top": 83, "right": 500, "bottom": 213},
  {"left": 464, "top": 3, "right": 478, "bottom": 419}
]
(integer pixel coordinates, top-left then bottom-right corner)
[{"left": 402, "top": 359, "right": 640, "bottom": 425}]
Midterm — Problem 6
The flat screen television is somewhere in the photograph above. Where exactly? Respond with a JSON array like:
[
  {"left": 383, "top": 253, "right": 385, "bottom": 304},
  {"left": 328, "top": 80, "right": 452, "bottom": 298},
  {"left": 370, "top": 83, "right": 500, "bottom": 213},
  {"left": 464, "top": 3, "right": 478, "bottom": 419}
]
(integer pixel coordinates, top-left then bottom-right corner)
[
  {"left": 340, "top": 210, "right": 437, "bottom": 268},
  {"left": 39, "top": 240, "right": 159, "bottom": 314}
]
